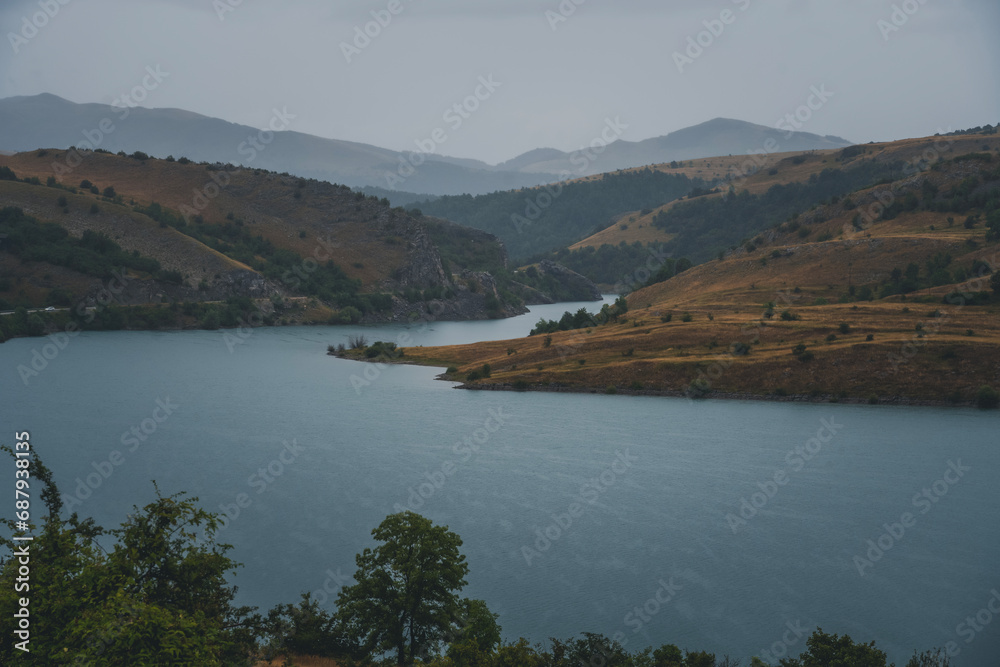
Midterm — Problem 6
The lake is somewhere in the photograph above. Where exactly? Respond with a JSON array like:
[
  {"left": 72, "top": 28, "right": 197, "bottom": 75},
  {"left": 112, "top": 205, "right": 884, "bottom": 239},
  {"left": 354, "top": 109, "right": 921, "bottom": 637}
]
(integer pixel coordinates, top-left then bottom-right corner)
[{"left": 3, "top": 299, "right": 999, "bottom": 665}]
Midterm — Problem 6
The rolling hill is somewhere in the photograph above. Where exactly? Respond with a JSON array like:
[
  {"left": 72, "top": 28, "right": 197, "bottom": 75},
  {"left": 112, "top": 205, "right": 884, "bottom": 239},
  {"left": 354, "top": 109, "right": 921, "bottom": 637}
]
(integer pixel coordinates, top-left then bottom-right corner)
[
  {"left": 375, "top": 134, "right": 1000, "bottom": 406},
  {"left": 0, "top": 149, "right": 598, "bottom": 338}
]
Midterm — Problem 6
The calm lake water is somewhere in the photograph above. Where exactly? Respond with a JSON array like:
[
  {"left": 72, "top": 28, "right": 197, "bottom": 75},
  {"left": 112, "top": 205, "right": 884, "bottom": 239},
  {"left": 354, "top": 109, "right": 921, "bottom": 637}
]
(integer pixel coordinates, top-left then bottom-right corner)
[{"left": 3, "top": 299, "right": 999, "bottom": 665}]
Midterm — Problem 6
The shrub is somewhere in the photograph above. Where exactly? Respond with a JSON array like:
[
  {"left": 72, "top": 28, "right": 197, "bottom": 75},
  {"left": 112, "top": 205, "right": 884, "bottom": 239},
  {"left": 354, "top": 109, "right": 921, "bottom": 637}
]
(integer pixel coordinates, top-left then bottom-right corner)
[
  {"left": 975, "top": 385, "right": 999, "bottom": 409},
  {"left": 681, "top": 312, "right": 693, "bottom": 322},
  {"left": 660, "top": 312, "right": 673, "bottom": 323},
  {"left": 89, "top": 203, "right": 99, "bottom": 214},
  {"left": 780, "top": 310, "right": 800, "bottom": 321},
  {"left": 866, "top": 334, "right": 874, "bottom": 341},
  {"left": 798, "top": 350, "right": 815, "bottom": 362},
  {"left": 466, "top": 370, "right": 482, "bottom": 382},
  {"left": 825, "top": 333, "right": 837, "bottom": 342},
  {"left": 838, "top": 322, "right": 850, "bottom": 334}
]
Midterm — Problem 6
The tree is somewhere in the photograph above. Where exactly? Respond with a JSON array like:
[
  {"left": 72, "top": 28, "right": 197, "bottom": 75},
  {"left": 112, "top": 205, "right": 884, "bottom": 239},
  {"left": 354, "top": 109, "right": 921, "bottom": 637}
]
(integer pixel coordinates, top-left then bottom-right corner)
[
  {"left": 444, "top": 597, "right": 502, "bottom": 663},
  {"left": 991, "top": 271, "right": 1000, "bottom": 296},
  {"left": 0, "top": 448, "right": 260, "bottom": 665},
  {"left": 261, "top": 593, "right": 358, "bottom": 661},
  {"left": 779, "top": 628, "right": 889, "bottom": 666},
  {"left": 337, "top": 511, "right": 470, "bottom": 665}
]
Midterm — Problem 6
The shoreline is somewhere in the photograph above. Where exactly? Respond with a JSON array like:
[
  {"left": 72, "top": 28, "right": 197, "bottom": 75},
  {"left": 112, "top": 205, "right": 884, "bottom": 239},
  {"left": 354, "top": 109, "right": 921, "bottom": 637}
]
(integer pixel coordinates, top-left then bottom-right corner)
[
  {"left": 452, "top": 380, "right": 973, "bottom": 408},
  {"left": 329, "top": 353, "right": 986, "bottom": 409}
]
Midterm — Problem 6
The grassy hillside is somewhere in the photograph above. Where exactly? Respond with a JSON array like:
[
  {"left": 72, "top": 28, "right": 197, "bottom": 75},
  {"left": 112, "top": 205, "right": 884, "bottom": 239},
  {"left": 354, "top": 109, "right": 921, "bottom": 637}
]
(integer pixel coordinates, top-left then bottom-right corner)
[
  {"left": 529, "top": 134, "right": 1000, "bottom": 287},
  {"left": 370, "top": 143, "right": 1000, "bottom": 406},
  {"left": 0, "top": 149, "right": 545, "bottom": 332},
  {"left": 416, "top": 168, "right": 703, "bottom": 260}
]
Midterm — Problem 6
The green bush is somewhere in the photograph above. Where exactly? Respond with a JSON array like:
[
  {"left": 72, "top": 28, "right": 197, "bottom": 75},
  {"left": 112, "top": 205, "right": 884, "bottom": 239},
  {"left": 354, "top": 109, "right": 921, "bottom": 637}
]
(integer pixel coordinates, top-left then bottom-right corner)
[{"left": 975, "top": 385, "right": 999, "bottom": 409}]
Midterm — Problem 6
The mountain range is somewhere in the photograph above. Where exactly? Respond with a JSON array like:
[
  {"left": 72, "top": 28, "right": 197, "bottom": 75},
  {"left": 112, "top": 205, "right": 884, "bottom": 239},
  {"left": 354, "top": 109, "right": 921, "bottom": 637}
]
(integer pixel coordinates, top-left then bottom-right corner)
[{"left": 0, "top": 93, "right": 851, "bottom": 196}]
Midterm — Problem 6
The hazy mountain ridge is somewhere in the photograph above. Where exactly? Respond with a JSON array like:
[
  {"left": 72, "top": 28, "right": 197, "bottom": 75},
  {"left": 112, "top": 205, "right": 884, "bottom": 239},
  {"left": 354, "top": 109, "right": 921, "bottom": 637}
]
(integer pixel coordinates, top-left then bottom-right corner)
[{"left": 1, "top": 94, "right": 852, "bottom": 196}]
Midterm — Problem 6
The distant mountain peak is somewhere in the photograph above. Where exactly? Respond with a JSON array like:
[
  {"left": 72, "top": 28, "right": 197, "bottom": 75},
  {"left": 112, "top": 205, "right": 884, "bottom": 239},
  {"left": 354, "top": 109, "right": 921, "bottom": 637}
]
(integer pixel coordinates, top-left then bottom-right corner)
[{"left": 0, "top": 93, "right": 854, "bottom": 195}]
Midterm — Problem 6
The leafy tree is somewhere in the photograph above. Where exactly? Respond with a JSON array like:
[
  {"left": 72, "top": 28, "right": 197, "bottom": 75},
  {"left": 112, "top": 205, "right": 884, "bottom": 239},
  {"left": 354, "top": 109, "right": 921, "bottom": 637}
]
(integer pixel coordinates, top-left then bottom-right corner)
[
  {"left": 445, "top": 598, "right": 501, "bottom": 658},
  {"left": 0, "top": 449, "right": 260, "bottom": 665},
  {"left": 778, "top": 628, "right": 889, "bottom": 666},
  {"left": 260, "top": 592, "right": 359, "bottom": 661},
  {"left": 653, "top": 643, "right": 684, "bottom": 666},
  {"left": 337, "top": 511, "right": 470, "bottom": 665},
  {"left": 905, "top": 647, "right": 952, "bottom": 666}
]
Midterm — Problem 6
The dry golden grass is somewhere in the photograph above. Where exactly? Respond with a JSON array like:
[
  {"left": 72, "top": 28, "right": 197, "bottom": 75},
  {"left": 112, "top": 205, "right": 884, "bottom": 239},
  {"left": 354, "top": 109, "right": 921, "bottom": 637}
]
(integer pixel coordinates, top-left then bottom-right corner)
[
  {"left": 568, "top": 133, "right": 1000, "bottom": 251},
  {"left": 0, "top": 150, "right": 423, "bottom": 291},
  {"left": 402, "top": 298, "right": 1000, "bottom": 403},
  {"left": 397, "top": 136, "right": 1000, "bottom": 404}
]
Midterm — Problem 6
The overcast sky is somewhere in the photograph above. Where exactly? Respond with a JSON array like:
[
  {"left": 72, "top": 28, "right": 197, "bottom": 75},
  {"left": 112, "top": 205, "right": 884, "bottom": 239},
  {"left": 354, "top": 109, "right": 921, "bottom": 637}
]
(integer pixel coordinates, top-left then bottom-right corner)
[{"left": 2, "top": 0, "right": 998, "bottom": 165}]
